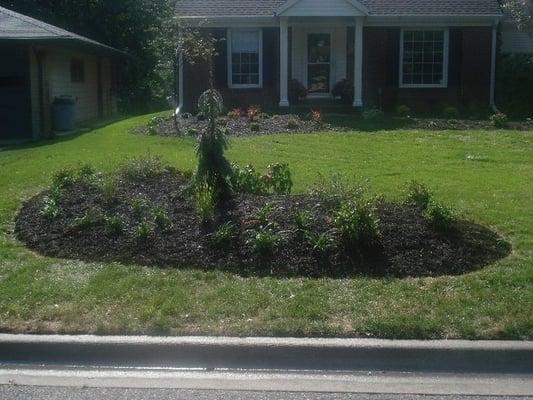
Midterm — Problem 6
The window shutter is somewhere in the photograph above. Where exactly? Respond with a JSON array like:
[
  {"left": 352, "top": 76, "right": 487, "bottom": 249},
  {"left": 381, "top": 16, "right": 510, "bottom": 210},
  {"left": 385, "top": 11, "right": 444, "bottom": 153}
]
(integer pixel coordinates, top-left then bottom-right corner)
[
  {"left": 263, "top": 28, "right": 277, "bottom": 87},
  {"left": 386, "top": 28, "right": 400, "bottom": 87},
  {"left": 213, "top": 29, "right": 227, "bottom": 88},
  {"left": 448, "top": 28, "right": 463, "bottom": 87}
]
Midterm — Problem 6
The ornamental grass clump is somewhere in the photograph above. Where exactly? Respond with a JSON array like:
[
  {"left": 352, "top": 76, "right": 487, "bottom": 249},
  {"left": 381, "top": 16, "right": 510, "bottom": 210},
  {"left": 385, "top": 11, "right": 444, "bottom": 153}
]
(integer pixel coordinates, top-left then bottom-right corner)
[
  {"left": 211, "top": 222, "right": 236, "bottom": 249},
  {"left": 404, "top": 180, "right": 432, "bottom": 210}
]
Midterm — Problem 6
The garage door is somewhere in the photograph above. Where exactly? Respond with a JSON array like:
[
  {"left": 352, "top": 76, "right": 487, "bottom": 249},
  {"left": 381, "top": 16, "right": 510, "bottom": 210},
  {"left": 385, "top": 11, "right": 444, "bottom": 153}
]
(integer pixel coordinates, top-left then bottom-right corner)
[{"left": 0, "top": 44, "right": 32, "bottom": 140}]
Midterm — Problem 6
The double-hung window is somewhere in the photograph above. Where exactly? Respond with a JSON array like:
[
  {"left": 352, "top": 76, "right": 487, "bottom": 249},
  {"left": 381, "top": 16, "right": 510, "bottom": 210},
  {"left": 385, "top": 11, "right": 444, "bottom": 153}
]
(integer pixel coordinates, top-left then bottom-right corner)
[
  {"left": 400, "top": 29, "right": 449, "bottom": 88},
  {"left": 228, "top": 29, "right": 262, "bottom": 88}
]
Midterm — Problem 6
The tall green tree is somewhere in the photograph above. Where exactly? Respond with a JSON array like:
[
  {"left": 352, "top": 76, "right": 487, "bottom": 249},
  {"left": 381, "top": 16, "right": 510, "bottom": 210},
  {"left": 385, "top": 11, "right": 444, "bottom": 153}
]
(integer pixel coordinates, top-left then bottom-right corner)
[{"left": 501, "top": 0, "right": 533, "bottom": 30}]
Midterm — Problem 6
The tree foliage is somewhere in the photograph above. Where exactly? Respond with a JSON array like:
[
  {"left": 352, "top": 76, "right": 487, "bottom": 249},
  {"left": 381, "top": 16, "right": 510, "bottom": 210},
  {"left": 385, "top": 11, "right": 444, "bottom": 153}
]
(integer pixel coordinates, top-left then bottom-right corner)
[
  {"left": 501, "top": 0, "right": 533, "bottom": 30},
  {"left": 0, "top": 0, "right": 175, "bottom": 111}
]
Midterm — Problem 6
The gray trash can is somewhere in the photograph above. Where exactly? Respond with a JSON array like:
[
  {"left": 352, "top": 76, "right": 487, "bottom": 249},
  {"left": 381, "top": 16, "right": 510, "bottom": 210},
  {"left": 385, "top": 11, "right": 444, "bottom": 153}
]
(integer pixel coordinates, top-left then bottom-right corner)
[{"left": 52, "top": 96, "right": 76, "bottom": 131}]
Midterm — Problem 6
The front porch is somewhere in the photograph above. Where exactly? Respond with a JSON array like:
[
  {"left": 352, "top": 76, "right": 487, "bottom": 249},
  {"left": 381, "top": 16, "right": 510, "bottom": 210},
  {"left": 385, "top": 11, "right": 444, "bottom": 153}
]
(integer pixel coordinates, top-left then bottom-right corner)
[{"left": 278, "top": 16, "right": 364, "bottom": 109}]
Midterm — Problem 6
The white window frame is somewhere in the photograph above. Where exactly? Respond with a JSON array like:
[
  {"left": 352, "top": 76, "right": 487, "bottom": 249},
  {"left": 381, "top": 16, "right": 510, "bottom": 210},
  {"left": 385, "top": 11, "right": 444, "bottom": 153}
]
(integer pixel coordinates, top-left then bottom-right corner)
[
  {"left": 399, "top": 28, "right": 449, "bottom": 89},
  {"left": 227, "top": 28, "right": 263, "bottom": 89}
]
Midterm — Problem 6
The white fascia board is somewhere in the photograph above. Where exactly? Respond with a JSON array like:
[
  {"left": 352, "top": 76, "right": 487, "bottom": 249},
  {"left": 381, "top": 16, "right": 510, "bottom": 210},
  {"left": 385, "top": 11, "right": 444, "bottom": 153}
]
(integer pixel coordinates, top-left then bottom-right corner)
[{"left": 276, "top": 0, "right": 369, "bottom": 17}]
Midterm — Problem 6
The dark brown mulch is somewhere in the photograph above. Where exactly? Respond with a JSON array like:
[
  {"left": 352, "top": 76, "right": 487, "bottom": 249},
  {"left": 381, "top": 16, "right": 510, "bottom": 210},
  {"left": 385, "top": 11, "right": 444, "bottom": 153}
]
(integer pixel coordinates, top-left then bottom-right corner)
[
  {"left": 133, "top": 114, "right": 340, "bottom": 137},
  {"left": 15, "top": 172, "right": 510, "bottom": 278}
]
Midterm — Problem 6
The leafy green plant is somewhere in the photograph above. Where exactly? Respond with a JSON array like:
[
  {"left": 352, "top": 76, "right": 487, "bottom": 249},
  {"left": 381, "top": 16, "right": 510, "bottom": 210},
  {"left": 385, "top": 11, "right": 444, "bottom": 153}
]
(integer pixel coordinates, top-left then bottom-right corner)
[
  {"left": 255, "top": 203, "right": 275, "bottom": 225},
  {"left": 252, "top": 225, "right": 280, "bottom": 257},
  {"left": 52, "top": 168, "right": 77, "bottom": 190},
  {"left": 250, "top": 122, "right": 261, "bottom": 132},
  {"left": 396, "top": 105, "right": 412, "bottom": 118},
  {"left": 287, "top": 117, "right": 299, "bottom": 129},
  {"left": 490, "top": 112, "right": 508, "bottom": 128},
  {"left": 442, "top": 106, "right": 460, "bottom": 119},
  {"left": 194, "top": 180, "right": 216, "bottom": 224},
  {"left": 309, "top": 174, "right": 367, "bottom": 209},
  {"left": 268, "top": 163, "right": 293, "bottom": 194},
  {"left": 69, "top": 209, "right": 103, "bottom": 231},
  {"left": 211, "top": 222, "right": 235, "bottom": 248},
  {"left": 305, "top": 231, "right": 335, "bottom": 256},
  {"left": 78, "top": 163, "right": 97, "bottom": 181},
  {"left": 147, "top": 116, "right": 164, "bottom": 135},
  {"left": 40, "top": 197, "right": 61, "bottom": 219},
  {"left": 362, "top": 109, "right": 384, "bottom": 121},
  {"left": 230, "top": 163, "right": 267, "bottom": 195},
  {"left": 404, "top": 181, "right": 432, "bottom": 210},
  {"left": 130, "top": 197, "right": 150, "bottom": 218},
  {"left": 104, "top": 214, "right": 124, "bottom": 236},
  {"left": 153, "top": 207, "right": 173, "bottom": 232},
  {"left": 293, "top": 209, "right": 312, "bottom": 231},
  {"left": 334, "top": 199, "right": 381, "bottom": 248},
  {"left": 424, "top": 200, "right": 457, "bottom": 232},
  {"left": 136, "top": 221, "right": 155, "bottom": 241},
  {"left": 118, "top": 154, "right": 164, "bottom": 181},
  {"left": 187, "top": 128, "right": 199, "bottom": 136}
]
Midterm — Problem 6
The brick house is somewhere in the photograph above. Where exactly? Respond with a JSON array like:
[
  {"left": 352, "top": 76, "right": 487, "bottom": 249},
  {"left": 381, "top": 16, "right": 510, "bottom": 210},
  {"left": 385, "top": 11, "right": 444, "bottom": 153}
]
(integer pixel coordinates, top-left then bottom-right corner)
[
  {"left": 0, "top": 6, "right": 120, "bottom": 141},
  {"left": 175, "top": 0, "right": 503, "bottom": 113}
]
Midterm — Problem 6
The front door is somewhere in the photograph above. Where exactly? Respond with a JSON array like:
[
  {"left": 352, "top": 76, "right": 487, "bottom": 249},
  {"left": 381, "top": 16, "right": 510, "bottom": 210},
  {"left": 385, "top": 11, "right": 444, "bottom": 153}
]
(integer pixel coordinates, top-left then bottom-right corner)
[{"left": 307, "top": 33, "right": 331, "bottom": 95}]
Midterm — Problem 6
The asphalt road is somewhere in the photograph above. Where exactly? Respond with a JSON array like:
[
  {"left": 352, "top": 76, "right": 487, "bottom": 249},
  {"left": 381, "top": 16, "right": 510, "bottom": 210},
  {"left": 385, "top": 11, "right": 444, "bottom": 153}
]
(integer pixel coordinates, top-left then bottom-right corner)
[{"left": 1, "top": 387, "right": 532, "bottom": 400}]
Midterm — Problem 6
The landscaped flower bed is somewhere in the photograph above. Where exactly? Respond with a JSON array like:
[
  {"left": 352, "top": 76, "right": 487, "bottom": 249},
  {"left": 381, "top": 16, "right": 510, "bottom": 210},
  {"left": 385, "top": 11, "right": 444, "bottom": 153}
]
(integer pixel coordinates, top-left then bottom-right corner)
[{"left": 15, "top": 158, "right": 510, "bottom": 278}]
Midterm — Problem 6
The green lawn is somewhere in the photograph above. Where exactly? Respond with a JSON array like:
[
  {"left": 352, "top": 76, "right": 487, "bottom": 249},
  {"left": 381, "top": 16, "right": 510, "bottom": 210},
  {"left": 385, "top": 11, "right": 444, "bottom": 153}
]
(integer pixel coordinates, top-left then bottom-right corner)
[{"left": 0, "top": 114, "right": 532, "bottom": 339}]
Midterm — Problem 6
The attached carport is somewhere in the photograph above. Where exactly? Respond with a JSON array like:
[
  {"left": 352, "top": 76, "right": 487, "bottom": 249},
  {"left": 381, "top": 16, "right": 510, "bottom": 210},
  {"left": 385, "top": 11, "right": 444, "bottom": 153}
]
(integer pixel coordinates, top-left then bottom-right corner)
[{"left": 0, "top": 43, "right": 32, "bottom": 140}]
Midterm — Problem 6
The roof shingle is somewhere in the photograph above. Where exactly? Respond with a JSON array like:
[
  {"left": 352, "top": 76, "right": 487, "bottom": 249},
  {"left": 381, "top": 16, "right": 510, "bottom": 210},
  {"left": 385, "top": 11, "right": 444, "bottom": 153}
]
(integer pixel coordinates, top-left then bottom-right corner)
[
  {"left": 175, "top": 0, "right": 502, "bottom": 17},
  {"left": 0, "top": 6, "right": 117, "bottom": 52}
]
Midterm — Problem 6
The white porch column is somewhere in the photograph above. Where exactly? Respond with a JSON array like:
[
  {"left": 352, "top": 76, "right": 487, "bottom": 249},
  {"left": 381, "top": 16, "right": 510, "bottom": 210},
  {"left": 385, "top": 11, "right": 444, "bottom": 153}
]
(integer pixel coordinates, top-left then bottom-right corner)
[
  {"left": 353, "top": 17, "right": 364, "bottom": 108},
  {"left": 279, "top": 16, "right": 290, "bottom": 108}
]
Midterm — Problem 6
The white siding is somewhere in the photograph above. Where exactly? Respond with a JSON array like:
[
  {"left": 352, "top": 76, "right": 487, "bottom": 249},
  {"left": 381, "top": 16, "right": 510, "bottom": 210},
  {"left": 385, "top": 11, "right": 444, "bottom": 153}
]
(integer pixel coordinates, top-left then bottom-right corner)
[
  {"left": 282, "top": 0, "right": 364, "bottom": 16},
  {"left": 291, "top": 26, "right": 347, "bottom": 92},
  {"left": 46, "top": 48, "right": 99, "bottom": 123},
  {"left": 502, "top": 30, "right": 533, "bottom": 54}
]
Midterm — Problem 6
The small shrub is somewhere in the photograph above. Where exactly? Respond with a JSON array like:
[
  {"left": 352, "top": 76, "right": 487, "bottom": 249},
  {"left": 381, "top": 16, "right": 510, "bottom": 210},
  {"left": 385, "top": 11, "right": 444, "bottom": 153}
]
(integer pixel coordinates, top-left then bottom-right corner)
[
  {"left": 396, "top": 105, "right": 412, "bottom": 118},
  {"left": 136, "top": 221, "right": 155, "bottom": 241},
  {"left": 247, "top": 106, "right": 261, "bottom": 122},
  {"left": 288, "top": 79, "right": 307, "bottom": 102},
  {"left": 255, "top": 202, "right": 275, "bottom": 225},
  {"left": 268, "top": 163, "right": 293, "bottom": 195},
  {"left": 227, "top": 108, "right": 243, "bottom": 119},
  {"left": 118, "top": 155, "right": 164, "bottom": 181},
  {"left": 334, "top": 200, "right": 381, "bottom": 248},
  {"left": 293, "top": 209, "right": 312, "bottom": 231},
  {"left": 78, "top": 164, "right": 97, "bottom": 181},
  {"left": 40, "top": 197, "right": 61, "bottom": 219},
  {"left": 194, "top": 180, "right": 216, "bottom": 224},
  {"left": 424, "top": 200, "right": 457, "bottom": 232},
  {"left": 69, "top": 209, "right": 103, "bottom": 231},
  {"left": 196, "top": 113, "right": 206, "bottom": 121},
  {"left": 404, "top": 181, "right": 432, "bottom": 210},
  {"left": 187, "top": 128, "right": 199, "bottom": 137},
  {"left": 442, "top": 106, "right": 460, "bottom": 119},
  {"left": 152, "top": 207, "right": 173, "bottom": 232},
  {"left": 250, "top": 122, "right": 261, "bottom": 132},
  {"left": 490, "top": 112, "right": 508, "bottom": 128},
  {"left": 332, "top": 79, "right": 354, "bottom": 104},
  {"left": 230, "top": 163, "right": 267, "bottom": 195},
  {"left": 287, "top": 117, "right": 299, "bottom": 129},
  {"left": 104, "top": 214, "right": 124, "bottom": 236},
  {"left": 309, "top": 109, "right": 323, "bottom": 126},
  {"left": 52, "top": 168, "right": 77, "bottom": 190},
  {"left": 309, "top": 174, "right": 367, "bottom": 209},
  {"left": 362, "top": 109, "right": 384, "bottom": 121},
  {"left": 130, "top": 197, "right": 150, "bottom": 218},
  {"left": 211, "top": 222, "right": 235, "bottom": 248},
  {"left": 305, "top": 231, "right": 335, "bottom": 256},
  {"left": 147, "top": 116, "right": 164, "bottom": 135},
  {"left": 252, "top": 225, "right": 280, "bottom": 257}
]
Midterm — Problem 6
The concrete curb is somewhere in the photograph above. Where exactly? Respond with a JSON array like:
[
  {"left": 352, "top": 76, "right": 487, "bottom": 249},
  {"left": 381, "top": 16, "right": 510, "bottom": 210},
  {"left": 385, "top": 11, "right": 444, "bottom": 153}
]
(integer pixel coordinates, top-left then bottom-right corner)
[{"left": 1, "top": 334, "right": 532, "bottom": 373}]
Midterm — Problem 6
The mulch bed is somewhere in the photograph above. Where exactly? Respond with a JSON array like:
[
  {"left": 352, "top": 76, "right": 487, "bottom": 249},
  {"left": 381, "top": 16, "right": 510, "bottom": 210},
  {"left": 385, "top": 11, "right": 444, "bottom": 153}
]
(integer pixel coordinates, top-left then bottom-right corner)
[
  {"left": 15, "top": 171, "right": 510, "bottom": 278},
  {"left": 131, "top": 114, "right": 533, "bottom": 138}
]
